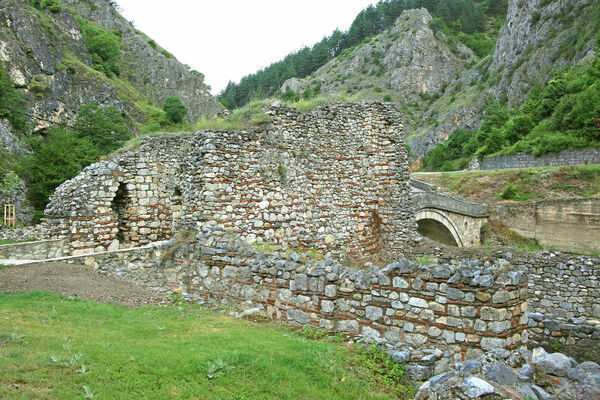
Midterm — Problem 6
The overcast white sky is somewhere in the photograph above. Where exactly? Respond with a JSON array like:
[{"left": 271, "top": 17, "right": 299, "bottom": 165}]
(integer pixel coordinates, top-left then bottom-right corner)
[{"left": 115, "top": 0, "right": 379, "bottom": 95}]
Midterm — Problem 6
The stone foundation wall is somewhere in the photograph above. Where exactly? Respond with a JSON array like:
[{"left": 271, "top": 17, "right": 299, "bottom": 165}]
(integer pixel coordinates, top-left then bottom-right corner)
[
  {"left": 434, "top": 250, "right": 600, "bottom": 360},
  {"left": 62, "top": 230, "right": 528, "bottom": 357},
  {"left": 44, "top": 102, "right": 415, "bottom": 257},
  {"left": 0, "top": 239, "right": 65, "bottom": 260},
  {"left": 472, "top": 148, "right": 600, "bottom": 170}
]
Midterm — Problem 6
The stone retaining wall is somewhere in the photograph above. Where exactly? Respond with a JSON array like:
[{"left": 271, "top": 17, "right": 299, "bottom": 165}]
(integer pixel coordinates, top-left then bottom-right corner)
[
  {"left": 434, "top": 250, "right": 600, "bottom": 361},
  {"left": 490, "top": 198, "right": 600, "bottom": 254},
  {"left": 472, "top": 148, "right": 600, "bottom": 170},
  {"left": 44, "top": 102, "right": 415, "bottom": 258},
  {"left": 0, "top": 239, "right": 65, "bottom": 260}
]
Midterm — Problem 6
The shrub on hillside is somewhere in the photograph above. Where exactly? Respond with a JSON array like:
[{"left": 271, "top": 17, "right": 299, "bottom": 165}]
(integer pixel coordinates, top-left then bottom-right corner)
[
  {"left": 0, "top": 61, "right": 26, "bottom": 131},
  {"left": 163, "top": 97, "right": 187, "bottom": 123},
  {"left": 30, "top": 0, "right": 62, "bottom": 12},
  {"left": 76, "top": 16, "right": 122, "bottom": 77}
]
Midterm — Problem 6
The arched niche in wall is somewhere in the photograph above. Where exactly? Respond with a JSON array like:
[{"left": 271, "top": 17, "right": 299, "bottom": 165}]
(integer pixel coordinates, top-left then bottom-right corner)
[
  {"left": 170, "top": 187, "right": 183, "bottom": 233},
  {"left": 111, "top": 182, "right": 130, "bottom": 243}
]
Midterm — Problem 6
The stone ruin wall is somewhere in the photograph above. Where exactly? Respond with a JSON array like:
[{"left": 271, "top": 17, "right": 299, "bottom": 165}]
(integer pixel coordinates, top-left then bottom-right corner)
[
  {"left": 44, "top": 102, "right": 415, "bottom": 257},
  {"left": 165, "top": 232, "right": 529, "bottom": 356},
  {"left": 432, "top": 250, "right": 600, "bottom": 361},
  {"left": 62, "top": 230, "right": 530, "bottom": 378},
  {"left": 58, "top": 236, "right": 599, "bottom": 374}
]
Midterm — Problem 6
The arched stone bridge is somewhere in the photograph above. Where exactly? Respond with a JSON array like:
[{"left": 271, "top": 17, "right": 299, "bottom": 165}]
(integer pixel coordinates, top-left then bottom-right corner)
[{"left": 410, "top": 179, "right": 489, "bottom": 247}]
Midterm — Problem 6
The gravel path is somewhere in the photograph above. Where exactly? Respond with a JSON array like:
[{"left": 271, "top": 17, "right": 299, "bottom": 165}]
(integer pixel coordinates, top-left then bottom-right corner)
[{"left": 0, "top": 262, "right": 171, "bottom": 307}]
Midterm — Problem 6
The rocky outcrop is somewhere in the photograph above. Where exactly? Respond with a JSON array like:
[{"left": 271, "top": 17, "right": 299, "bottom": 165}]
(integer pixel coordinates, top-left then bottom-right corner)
[
  {"left": 281, "top": 8, "right": 476, "bottom": 134},
  {"left": 410, "top": 0, "right": 599, "bottom": 157},
  {"left": 281, "top": 1, "right": 598, "bottom": 159},
  {"left": 62, "top": 0, "right": 221, "bottom": 122},
  {"left": 0, "top": 0, "right": 220, "bottom": 133}
]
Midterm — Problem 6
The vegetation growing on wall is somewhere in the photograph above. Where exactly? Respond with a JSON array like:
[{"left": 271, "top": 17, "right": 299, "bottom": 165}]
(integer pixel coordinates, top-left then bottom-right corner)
[
  {"left": 218, "top": 0, "right": 508, "bottom": 109},
  {"left": 421, "top": 53, "right": 600, "bottom": 171}
]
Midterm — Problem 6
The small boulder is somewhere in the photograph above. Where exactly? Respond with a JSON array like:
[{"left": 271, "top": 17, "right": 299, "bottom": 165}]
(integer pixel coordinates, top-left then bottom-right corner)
[
  {"left": 485, "top": 362, "right": 520, "bottom": 385},
  {"left": 464, "top": 376, "right": 495, "bottom": 399},
  {"left": 391, "top": 350, "right": 411, "bottom": 364},
  {"left": 532, "top": 348, "right": 571, "bottom": 377}
]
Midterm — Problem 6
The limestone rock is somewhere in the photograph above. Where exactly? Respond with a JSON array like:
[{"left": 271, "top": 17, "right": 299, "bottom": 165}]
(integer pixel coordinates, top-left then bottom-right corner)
[
  {"left": 464, "top": 376, "right": 495, "bottom": 399},
  {"left": 532, "top": 348, "right": 572, "bottom": 377}
]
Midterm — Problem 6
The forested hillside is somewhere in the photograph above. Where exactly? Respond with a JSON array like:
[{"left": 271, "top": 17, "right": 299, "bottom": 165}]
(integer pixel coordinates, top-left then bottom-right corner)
[
  {"left": 218, "top": 0, "right": 508, "bottom": 109},
  {"left": 422, "top": 52, "right": 600, "bottom": 171},
  {"left": 219, "top": 0, "right": 599, "bottom": 167}
]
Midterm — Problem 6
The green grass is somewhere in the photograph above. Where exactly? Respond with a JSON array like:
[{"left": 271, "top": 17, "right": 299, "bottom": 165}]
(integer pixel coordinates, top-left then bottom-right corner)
[
  {"left": 0, "top": 292, "right": 415, "bottom": 399},
  {"left": 0, "top": 264, "right": 13, "bottom": 270}
]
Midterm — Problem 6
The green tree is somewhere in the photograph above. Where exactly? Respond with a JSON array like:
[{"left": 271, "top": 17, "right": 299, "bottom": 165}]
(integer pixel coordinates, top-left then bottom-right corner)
[
  {"left": 163, "top": 97, "right": 187, "bottom": 123},
  {"left": 21, "top": 130, "right": 99, "bottom": 212},
  {"left": 0, "top": 171, "right": 22, "bottom": 203},
  {"left": 19, "top": 103, "right": 131, "bottom": 213},
  {"left": 72, "top": 104, "right": 130, "bottom": 153}
]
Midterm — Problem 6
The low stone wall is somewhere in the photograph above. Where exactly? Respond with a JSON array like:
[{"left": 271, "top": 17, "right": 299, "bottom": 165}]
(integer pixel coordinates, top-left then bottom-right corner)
[
  {"left": 47, "top": 233, "right": 600, "bottom": 368},
  {"left": 490, "top": 198, "right": 600, "bottom": 253},
  {"left": 64, "top": 230, "right": 528, "bottom": 357},
  {"left": 472, "top": 148, "right": 600, "bottom": 170},
  {"left": 525, "top": 252, "right": 600, "bottom": 320},
  {"left": 433, "top": 249, "right": 600, "bottom": 361},
  {"left": 0, "top": 239, "right": 65, "bottom": 260},
  {"left": 50, "top": 242, "right": 166, "bottom": 287},
  {"left": 527, "top": 313, "right": 600, "bottom": 362}
]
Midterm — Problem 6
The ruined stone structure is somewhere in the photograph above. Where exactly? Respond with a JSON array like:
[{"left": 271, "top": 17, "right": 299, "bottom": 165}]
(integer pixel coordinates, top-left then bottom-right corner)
[{"left": 44, "top": 102, "right": 416, "bottom": 256}]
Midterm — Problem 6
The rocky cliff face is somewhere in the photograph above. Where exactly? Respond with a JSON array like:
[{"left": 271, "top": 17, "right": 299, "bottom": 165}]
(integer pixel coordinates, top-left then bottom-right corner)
[
  {"left": 61, "top": 0, "right": 221, "bottom": 123},
  {"left": 282, "top": 9, "right": 476, "bottom": 134},
  {"left": 409, "top": 0, "right": 599, "bottom": 157},
  {"left": 0, "top": 0, "right": 220, "bottom": 135}
]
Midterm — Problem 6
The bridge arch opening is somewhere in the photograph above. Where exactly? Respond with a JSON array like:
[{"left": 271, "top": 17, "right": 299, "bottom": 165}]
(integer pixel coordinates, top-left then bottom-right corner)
[
  {"left": 414, "top": 209, "right": 463, "bottom": 247},
  {"left": 417, "top": 219, "right": 459, "bottom": 247}
]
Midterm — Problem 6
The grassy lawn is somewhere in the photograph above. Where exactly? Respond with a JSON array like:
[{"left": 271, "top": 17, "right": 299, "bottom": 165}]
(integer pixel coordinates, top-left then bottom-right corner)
[{"left": 0, "top": 292, "right": 415, "bottom": 399}]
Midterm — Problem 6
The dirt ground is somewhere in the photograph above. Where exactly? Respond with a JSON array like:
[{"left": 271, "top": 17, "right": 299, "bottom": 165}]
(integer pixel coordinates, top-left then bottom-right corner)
[{"left": 0, "top": 262, "right": 171, "bottom": 307}]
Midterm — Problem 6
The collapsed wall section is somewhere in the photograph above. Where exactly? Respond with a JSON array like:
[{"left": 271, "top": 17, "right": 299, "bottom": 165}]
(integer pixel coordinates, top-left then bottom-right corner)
[{"left": 44, "top": 136, "right": 195, "bottom": 255}]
